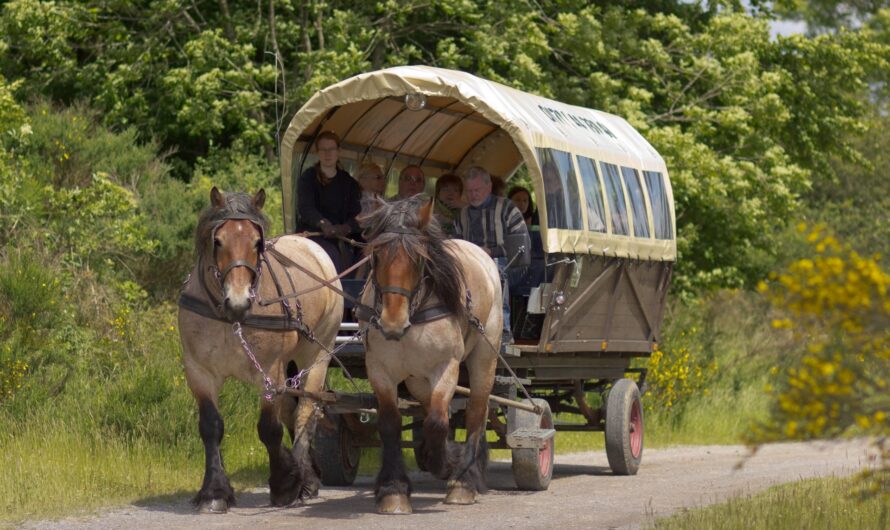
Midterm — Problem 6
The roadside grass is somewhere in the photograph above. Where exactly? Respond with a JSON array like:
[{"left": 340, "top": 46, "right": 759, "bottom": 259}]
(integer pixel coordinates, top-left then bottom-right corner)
[
  {"left": 0, "top": 289, "right": 787, "bottom": 523},
  {"left": 649, "top": 475, "right": 889, "bottom": 530},
  {"left": 0, "top": 379, "right": 269, "bottom": 522}
]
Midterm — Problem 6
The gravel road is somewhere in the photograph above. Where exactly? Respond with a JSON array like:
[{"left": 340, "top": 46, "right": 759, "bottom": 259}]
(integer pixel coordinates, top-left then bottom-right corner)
[{"left": 23, "top": 439, "right": 872, "bottom": 530}]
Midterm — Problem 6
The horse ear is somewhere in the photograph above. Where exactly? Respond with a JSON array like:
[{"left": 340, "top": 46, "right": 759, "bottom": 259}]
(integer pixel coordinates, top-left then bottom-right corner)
[
  {"left": 418, "top": 197, "right": 434, "bottom": 229},
  {"left": 210, "top": 186, "right": 225, "bottom": 207},
  {"left": 253, "top": 189, "right": 266, "bottom": 210}
]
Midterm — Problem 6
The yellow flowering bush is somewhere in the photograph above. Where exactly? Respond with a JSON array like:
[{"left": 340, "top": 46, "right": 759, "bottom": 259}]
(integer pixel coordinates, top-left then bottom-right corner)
[
  {"left": 752, "top": 224, "right": 890, "bottom": 497},
  {"left": 647, "top": 326, "right": 716, "bottom": 410},
  {"left": 0, "top": 356, "right": 28, "bottom": 402}
]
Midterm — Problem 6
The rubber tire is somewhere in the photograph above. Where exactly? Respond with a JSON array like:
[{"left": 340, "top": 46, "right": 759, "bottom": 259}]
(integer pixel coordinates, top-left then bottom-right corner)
[
  {"left": 315, "top": 413, "right": 360, "bottom": 486},
  {"left": 605, "top": 378, "right": 643, "bottom": 476},
  {"left": 509, "top": 398, "right": 554, "bottom": 491}
]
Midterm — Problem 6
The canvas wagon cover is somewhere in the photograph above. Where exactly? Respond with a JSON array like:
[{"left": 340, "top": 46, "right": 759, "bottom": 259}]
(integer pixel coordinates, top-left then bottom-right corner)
[{"left": 280, "top": 66, "right": 676, "bottom": 261}]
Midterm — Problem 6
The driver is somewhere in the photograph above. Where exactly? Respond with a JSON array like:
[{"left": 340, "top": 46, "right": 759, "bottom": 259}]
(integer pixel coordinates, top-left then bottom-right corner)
[{"left": 295, "top": 131, "right": 362, "bottom": 273}]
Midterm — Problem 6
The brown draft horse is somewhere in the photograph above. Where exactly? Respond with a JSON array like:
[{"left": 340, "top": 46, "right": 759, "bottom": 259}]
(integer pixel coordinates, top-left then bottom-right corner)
[
  {"left": 178, "top": 187, "right": 343, "bottom": 513},
  {"left": 359, "top": 196, "right": 501, "bottom": 514}
]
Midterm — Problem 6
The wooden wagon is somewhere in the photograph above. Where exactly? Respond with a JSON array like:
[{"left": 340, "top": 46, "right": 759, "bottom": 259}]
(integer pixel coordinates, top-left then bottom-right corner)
[{"left": 279, "top": 66, "right": 676, "bottom": 489}]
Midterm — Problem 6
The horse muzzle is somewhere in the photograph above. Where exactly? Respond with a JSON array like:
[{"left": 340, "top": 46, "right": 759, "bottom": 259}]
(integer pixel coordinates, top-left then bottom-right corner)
[
  {"left": 223, "top": 295, "right": 252, "bottom": 323},
  {"left": 378, "top": 315, "right": 411, "bottom": 341}
]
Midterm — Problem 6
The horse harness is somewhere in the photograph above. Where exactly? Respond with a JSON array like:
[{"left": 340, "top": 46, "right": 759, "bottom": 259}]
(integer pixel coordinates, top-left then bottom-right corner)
[
  {"left": 179, "top": 212, "right": 475, "bottom": 337},
  {"left": 178, "top": 215, "right": 317, "bottom": 339}
]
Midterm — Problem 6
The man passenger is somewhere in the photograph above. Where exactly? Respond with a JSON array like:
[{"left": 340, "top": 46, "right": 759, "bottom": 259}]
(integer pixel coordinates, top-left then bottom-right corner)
[
  {"left": 452, "top": 166, "right": 529, "bottom": 345},
  {"left": 395, "top": 164, "right": 426, "bottom": 199}
]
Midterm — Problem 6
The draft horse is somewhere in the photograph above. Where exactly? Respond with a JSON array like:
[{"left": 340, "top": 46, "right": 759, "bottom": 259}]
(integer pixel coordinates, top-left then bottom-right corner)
[
  {"left": 178, "top": 187, "right": 343, "bottom": 512},
  {"left": 359, "top": 196, "right": 502, "bottom": 514}
]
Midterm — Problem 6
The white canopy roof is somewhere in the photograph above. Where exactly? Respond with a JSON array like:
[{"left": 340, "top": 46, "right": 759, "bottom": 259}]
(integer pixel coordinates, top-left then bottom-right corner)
[{"left": 280, "top": 66, "right": 675, "bottom": 260}]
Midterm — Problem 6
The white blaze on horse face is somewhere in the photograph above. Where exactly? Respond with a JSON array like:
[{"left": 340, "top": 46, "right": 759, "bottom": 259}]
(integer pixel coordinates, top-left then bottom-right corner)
[
  {"left": 377, "top": 250, "right": 415, "bottom": 339},
  {"left": 224, "top": 272, "right": 252, "bottom": 311},
  {"left": 220, "top": 221, "right": 259, "bottom": 314}
]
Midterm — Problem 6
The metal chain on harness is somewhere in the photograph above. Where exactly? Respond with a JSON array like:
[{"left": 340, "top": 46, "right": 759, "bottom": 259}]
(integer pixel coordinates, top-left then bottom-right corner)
[
  {"left": 283, "top": 327, "right": 365, "bottom": 395},
  {"left": 232, "top": 322, "right": 275, "bottom": 401},
  {"left": 231, "top": 321, "right": 364, "bottom": 402}
]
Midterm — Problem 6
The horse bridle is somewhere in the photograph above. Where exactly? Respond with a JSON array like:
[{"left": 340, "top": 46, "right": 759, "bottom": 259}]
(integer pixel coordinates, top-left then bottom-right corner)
[
  {"left": 207, "top": 215, "right": 265, "bottom": 295},
  {"left": 367, "top": 223, "right": 429, "bottom": 323},
  {"left": 370, "top": 253, "right": 427, "bottom": 317}
]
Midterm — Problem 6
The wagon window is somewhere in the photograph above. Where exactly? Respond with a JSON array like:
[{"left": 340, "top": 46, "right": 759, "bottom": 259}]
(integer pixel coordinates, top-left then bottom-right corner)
[
  {"left": 536, "top": 148, "right": 583, "bottom": 230},
  {"left": 600, "top": 162, "right": 629, "bottom": 236},
  {"left": 621, "top": 167, "right": 651, "bottom": 238},
  {"left": 643, "top": 170, "right": 673, "bottom": 240},
  {"left": 575, "top": 155, "right": 606, "bottom": 232}
]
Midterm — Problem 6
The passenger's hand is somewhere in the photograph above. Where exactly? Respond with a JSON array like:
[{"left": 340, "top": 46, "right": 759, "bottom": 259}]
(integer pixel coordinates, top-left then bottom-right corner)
[
  {"left": 319, "top": 220, "right": 336, "bottom": 238},
  {"left": 333, "top": 224, "right": 351, "bottom": 237}
]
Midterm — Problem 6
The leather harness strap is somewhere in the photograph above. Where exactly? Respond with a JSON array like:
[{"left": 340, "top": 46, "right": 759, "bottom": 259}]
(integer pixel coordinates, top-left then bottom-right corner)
[{"left": 178, "top": 291, "right": 312, "bottom": 332}]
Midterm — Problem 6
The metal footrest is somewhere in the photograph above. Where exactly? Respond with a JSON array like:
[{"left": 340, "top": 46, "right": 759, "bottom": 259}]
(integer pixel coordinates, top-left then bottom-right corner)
[{"left": 507, "top": 427, "right": 556, "bottom": 449}]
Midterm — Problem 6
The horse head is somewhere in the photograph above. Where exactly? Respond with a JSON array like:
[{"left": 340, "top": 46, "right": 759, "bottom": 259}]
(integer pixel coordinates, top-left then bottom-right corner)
[
  {"left": 365, "top": 197, "right": 435, "bottom": 340},
  {"left": 204, "top": 187, "right": 267, "bottom": 322}
]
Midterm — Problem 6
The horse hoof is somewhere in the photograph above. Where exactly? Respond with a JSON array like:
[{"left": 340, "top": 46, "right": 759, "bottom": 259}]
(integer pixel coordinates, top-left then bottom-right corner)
[
  {"left": 377, "top": 494, "right": 412, "bottom": 514},
  {"left": 270, "top": 490, "right": 299, "bottom": 507},
  {"left": 198, "top": 498, "right": 229, "bottom": 514},
  {"left": 444, "top": 485, "right": 476, "bottom": 505}
]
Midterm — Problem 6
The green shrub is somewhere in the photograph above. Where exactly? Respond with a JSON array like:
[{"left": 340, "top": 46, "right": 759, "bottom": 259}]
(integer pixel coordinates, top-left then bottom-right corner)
[
  {"left": 19, "top": 100, "right": 165, "bottom": 189},
  {"left": 753, "top": 226, "right": 890, "bottom": 498}
]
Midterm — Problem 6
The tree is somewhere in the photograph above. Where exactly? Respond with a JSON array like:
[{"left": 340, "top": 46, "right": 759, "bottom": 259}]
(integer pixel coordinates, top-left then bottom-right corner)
[
  {"left": 773, "top": 0, "right": 890, "bottom": 32},
  {"left": 2, "top": 0, "right": 887, "bottom": 290}
]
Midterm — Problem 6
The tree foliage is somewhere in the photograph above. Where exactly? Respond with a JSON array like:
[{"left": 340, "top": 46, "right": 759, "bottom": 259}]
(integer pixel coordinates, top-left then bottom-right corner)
[
  {"left": 1, "top": 1, "right": 888, "bottom": 290},
  {"left": 773, "top": 0, "right": 890, "bottom": 32}
]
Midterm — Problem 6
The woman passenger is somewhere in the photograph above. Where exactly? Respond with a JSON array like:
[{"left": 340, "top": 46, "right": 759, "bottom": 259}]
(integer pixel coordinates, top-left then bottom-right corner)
[
  {"left": 434, "top": 173, "right": 464, "bottom": 234},
  {"left": 508, "top": 185, "right": 538, "bottom": 226},
  {"left": 295, "top": 131, "right": 362, "bottom": 273}
]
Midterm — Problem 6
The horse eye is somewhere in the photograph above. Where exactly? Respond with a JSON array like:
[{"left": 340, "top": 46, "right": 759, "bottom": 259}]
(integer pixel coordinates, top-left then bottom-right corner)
[{"left": 214, "top": 238, "right": 222, "bottom": 248}]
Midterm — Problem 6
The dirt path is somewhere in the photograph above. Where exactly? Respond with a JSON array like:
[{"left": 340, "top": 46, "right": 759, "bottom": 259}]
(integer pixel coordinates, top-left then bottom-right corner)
[{"left": 23, "top": 440, "right": 872, "bottom": 530}]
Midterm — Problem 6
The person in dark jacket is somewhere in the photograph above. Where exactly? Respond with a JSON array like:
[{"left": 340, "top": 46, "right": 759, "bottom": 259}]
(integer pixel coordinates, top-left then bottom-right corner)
[{"left": 295, "top": 131, "right": 362, "bottom": 273}]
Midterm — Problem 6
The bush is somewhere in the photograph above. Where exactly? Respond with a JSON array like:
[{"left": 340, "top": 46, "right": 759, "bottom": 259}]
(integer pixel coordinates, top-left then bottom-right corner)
[{"left": 753, "top": 224, "right": 890, "bottom": 498}]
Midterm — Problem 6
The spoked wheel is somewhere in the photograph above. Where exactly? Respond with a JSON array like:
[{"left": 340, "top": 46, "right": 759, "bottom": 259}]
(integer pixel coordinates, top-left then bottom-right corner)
[
  {"left": 509, "top": 398, "right": 554, "bottom": 490},
  {"left": 605, "top": 378, "right": 643, "bottom": 475},
  {"left": 315, "top": 413, "right": 361, "bottom": 486}
]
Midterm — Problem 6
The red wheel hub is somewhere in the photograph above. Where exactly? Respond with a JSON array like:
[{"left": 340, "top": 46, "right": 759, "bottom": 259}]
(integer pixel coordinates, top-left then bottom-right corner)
[
  {"left": 629, "top": 399, "right": 642, "bottom": 458},
  {"left": 539, "top": 414, "right": 553, "bottom": 477}
]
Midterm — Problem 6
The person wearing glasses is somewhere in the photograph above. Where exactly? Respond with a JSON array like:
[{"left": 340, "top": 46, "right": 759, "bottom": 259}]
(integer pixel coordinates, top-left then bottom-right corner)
[
  {"left": 295, "top": 131, "right": 362, "bottom": 273},
  {"left": 357, "top": 162, "right": 386, "bottom": 216},
  {"left": 394, "top": 164, "right": 426, "bottom": 199}
]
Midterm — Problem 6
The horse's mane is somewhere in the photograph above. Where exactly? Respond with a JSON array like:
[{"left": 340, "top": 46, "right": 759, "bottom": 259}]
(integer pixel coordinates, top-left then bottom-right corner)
[
  {"left": 360, "top": 196, "right": 466, "bottom": 317},
  {"left": 194, "top": 191, "right": 270, "bottom": 262}
]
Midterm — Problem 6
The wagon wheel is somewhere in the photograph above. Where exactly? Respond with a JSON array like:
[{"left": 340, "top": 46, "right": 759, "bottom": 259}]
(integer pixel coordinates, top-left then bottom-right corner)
[
  {"left": 509, "top": 398, "right": 554, "bottom": 491},
  {"left": 315, "top": 413, "right": 361, "bottom": 486},
  {"left": 605, "top": 378, "right": 643, "bottom": 475}
]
